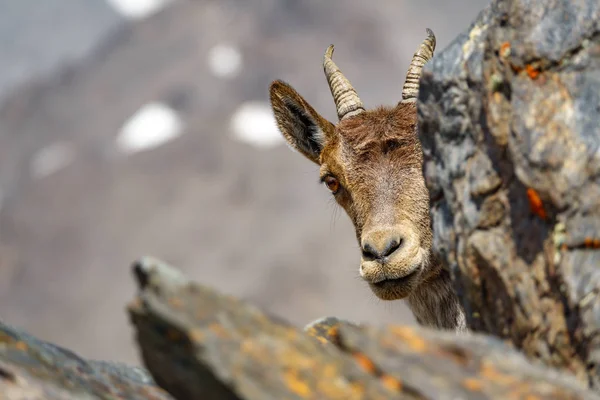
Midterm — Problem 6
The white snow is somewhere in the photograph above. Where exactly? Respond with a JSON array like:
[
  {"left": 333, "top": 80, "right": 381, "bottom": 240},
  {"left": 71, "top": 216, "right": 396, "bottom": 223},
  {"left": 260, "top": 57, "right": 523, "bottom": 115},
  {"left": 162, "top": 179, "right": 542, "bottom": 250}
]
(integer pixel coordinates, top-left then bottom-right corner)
[
  {"left": 207, "top": 44, "right": 243, "bottom": 79},
  {"left": 116, "top": 102, "right": 183, "bottom": 154},
  {"left": 106, "top": 0, "right": 172, "bottom": 20},
  {"left": 230, "top": 102, "right": 283, "bottom": 149}
]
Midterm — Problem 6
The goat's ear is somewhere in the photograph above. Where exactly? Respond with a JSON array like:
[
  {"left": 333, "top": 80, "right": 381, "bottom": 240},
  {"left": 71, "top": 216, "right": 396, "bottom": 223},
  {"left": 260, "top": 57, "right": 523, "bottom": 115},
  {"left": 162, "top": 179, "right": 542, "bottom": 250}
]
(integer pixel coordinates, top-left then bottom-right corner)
[{"left": 269, "top": 80, "right": 335, "bottom": 164}]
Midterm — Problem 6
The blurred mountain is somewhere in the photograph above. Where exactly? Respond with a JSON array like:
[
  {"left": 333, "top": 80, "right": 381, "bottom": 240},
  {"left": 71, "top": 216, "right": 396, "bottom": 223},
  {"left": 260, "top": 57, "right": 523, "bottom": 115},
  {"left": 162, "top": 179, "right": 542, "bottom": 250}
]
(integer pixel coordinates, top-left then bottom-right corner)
[{"left": 0, "top": 0, "right": 490, "bottom": 363}]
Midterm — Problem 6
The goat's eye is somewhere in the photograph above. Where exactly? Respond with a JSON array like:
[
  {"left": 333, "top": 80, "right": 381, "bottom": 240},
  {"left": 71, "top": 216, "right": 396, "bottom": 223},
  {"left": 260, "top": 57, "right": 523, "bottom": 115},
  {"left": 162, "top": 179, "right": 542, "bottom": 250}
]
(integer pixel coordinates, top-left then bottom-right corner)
[{"left": 324, "top": 176, "right": 340, "bottom": 194}]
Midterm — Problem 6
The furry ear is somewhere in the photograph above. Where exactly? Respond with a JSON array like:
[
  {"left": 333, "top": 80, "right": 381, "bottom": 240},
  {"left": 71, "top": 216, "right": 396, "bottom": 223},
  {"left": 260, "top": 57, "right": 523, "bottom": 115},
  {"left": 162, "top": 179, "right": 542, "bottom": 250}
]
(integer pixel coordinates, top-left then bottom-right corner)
[{"left": 269, "top": 80, "right": 335, "bottom": 164}]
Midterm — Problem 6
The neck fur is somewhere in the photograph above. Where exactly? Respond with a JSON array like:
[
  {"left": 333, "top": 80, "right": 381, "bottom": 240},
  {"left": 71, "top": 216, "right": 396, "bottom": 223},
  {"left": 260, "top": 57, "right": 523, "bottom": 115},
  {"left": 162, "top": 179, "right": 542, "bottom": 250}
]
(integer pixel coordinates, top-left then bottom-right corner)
[{"left": 406, "top": 268, "right": 467, "bottom": 332}]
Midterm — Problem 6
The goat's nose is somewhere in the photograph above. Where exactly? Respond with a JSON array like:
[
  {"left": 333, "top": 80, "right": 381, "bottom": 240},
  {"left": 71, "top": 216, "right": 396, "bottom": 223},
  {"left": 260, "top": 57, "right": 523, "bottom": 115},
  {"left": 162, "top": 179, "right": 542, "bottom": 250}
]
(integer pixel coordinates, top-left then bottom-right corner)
[{"left": 361, "top": 236, "right": 402, "bottom": 261}]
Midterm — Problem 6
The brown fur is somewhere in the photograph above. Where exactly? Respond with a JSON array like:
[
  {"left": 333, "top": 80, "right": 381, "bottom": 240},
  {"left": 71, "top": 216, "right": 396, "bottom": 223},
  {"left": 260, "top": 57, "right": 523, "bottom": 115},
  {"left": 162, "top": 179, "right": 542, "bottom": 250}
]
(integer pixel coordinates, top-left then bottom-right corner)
[{"left": 269, "top": 79, "right": 466, "bottom": 332}]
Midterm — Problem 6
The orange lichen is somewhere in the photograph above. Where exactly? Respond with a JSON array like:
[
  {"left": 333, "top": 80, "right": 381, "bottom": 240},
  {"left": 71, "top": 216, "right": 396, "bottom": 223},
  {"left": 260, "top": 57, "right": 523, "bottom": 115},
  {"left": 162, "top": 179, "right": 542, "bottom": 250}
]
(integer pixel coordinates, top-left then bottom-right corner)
[
  {"left": 321, "top": 363, "right": 338, "bottom": 379},
  {"left": 305, "top": 320, "right": 342, "bottom": 346},
  {"left": 526, "top": 188, "right": 547, "bottom": 220},
  {"left": 389, "top": 326, "right": 427, "bottom": 352},
  {"left": 493, "top": 91, "right": 504, "bottom": 103},
  {"left": 305, "top": 326, "right": 317, "bottom": 336},
  {"left": 480, "top": 363, "right": 517, "bottom": 385},
  {"left": 524, "top": 395, "right": 542, "bottom": 400},
  {"left": 283, "top": 369, "right": 312, "bottom": 397},
  {"left": 583, "top": 237, "right": 600, "bottom": 248},
  {"left": 505, "top": 386, "right": 542, "bottom": 400},
  {"left": 14, "top": 341, "right": 28, "bottom": 351},
  {"left": 526, "top": 64, "right": 540, "bottom": 79},
  {"left": 315, "top": 336, "right": 329, "bottom": 345},
  {"left": 562, "top": 237, "right": 600, "bottom": 250},
  {"left": 187, "top": 328, "right": 204, "bottom": 342},
  {"left": 352, "top": 352, "right": 376, "bottom": 373},
  {"left": 561, "top": 243, "right": 568, "bottom": 251},
  {"left": 462, "top": 378, "right": 484, "bottom": 392},
  {"left": 326, "top": 325, "right": 339, "bottom": 338},
  {"left": 239, "top": 339, "right": 262, "bottom": 358},
  {"left": 500, "top": 42, "right": 511, "bottom": 58},
  {"left": 280, "top": 349, "right": 316, "bottom": 371},
  {"left": 348, "top": 381, "right": 365, "bottom": 395},
  {"left": 208, "top": 323, "right": 229, "bottom": 338},
  {"left": 437, "top": 346, "right": 470, "bottom": 367},
  {"left": 316, "top": 380, "right": 355, "bottom": 399},
  {"left": 380, "top": 374, "right": 403, "bottom": 392}
]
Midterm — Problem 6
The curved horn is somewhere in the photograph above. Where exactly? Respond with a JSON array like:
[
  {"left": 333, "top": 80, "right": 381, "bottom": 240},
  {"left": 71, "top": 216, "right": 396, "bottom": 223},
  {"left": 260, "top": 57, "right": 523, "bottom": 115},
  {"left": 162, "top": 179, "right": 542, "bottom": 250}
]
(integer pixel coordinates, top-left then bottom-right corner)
[
  {"left": 401, "top": 28, "right": 436, "bottom": 103},
  {"left": 323, "top": 45, "right": 365, "bottom": 120}
]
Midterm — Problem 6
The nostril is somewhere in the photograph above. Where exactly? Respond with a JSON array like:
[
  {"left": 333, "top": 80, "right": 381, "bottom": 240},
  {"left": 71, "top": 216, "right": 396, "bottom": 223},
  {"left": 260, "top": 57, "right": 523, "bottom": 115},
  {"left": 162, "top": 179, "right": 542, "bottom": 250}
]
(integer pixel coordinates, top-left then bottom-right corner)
[
  {"left": 361, "top": 238, "right": 403, "bottom": 261},
  {"left": 362, "top": 243, "right": 378, "bottom": 260},
  {"left": 382, "top": 238, "right": 402, "bottom": 257}
]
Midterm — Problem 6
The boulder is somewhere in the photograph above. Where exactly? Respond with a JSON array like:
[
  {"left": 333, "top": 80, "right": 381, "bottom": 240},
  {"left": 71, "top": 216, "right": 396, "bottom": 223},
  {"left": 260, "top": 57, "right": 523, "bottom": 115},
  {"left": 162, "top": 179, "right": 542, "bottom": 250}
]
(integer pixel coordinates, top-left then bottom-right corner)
[
  {"left": 418, "top": 0, "right": 600, "bottom": 389},
  {"left": 0, "top": 254, "right": 597, "bottom": 399},
  {"left": 128, "top": 257, "right": 596, "bottom": 399},
  {"left": 0, "top": 318, "right": 172, "bottom": 399}
]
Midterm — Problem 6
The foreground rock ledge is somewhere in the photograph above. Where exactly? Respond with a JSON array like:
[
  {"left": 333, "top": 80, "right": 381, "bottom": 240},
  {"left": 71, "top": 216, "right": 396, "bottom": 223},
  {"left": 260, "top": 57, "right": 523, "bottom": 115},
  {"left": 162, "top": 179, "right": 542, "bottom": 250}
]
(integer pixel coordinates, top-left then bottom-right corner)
[
  {"left": 127, "top": 257, "right": 597, "bottom": 399},
  {"left": 0, "top": 319, "right": 172, "bottom": 399},
  {"left": 418, "top": 0, "right": 600, "bottom": 389}
]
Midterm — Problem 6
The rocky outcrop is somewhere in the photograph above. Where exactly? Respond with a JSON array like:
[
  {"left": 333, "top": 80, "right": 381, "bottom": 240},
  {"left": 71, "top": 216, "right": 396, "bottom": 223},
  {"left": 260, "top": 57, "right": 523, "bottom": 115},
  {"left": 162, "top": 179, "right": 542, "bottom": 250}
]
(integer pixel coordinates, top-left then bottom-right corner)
[
  {"left": 418, "top": 0, "right": 600, "bottom": 390},
  {"left": 2, "top": 257, "right": 598, "bottom": 399},
  {"left": 0, "top": 318, "right": 172, "bottom": 399},
  {"left": 127, "top": 257, "right": 596, "bottom": 399}
]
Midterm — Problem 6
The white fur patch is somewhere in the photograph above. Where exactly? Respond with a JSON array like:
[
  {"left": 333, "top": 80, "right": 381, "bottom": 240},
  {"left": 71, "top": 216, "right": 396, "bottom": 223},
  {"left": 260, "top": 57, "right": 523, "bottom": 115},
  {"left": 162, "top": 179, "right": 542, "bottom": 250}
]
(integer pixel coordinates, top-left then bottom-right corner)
[{"left": 308, "top": 125, "right": 326, "bottom": 147}]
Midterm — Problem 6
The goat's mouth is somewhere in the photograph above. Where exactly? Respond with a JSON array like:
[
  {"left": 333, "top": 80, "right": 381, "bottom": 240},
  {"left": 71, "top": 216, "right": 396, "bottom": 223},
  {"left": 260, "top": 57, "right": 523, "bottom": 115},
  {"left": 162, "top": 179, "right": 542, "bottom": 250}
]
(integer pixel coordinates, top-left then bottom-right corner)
[
  {"left": 364, "top": 266, "right": 422, "bottom": 300},
  {"left": 371, "top": 269, "right": 419, "bottom": 289}
]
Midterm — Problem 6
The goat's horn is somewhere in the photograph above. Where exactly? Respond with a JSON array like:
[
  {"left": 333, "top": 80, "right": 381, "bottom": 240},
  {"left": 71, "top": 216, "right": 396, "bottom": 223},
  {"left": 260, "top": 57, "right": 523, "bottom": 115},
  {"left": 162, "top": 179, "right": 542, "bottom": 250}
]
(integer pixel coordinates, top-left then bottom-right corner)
[
  {"left": 323, "top": 45, "right": 365, "bottom": 120},
  {"left": 401, "top": 28, "right": 436, "bottom": 103}
]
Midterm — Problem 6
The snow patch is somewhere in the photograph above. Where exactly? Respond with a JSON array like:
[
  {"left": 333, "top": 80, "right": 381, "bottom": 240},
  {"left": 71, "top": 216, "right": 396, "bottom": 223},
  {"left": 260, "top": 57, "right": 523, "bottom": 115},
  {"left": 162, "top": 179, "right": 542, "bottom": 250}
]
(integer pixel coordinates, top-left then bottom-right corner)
[
  {"left": 116, "top": 102, "right": 183, "bottom": 154},
  {"left": 207, "top": 44, "right": 243, "bottom": 79},
  {"left": 106, "top": 0, "right": 172, "bottom": 20},
  {"left": 230, "top": 102, "right": 283, "bottom": 149}
]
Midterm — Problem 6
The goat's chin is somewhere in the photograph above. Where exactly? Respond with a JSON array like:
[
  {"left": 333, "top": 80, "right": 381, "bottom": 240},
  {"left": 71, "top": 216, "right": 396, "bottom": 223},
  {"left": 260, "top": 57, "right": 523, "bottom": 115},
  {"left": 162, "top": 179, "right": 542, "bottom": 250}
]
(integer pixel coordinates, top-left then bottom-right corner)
[{"left": 367, "top": 267, "right": 422, "bottom": 300}]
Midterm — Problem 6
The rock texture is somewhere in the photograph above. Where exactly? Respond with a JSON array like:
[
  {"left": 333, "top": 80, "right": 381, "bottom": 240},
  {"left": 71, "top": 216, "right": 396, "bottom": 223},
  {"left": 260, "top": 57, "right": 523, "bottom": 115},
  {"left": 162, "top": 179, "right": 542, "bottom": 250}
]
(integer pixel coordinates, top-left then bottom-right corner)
[
  {"left": 128, "top": 257, "right": 597, "bottom": 400},
  {"left": 418, "top": 0, "right": 600, "bottom": 390},
  {"left": 0, "top": 319, "right": 173, "bottom": 399},
  {"left": 1, "top": 255, "right": 599, "bottom": 399}
]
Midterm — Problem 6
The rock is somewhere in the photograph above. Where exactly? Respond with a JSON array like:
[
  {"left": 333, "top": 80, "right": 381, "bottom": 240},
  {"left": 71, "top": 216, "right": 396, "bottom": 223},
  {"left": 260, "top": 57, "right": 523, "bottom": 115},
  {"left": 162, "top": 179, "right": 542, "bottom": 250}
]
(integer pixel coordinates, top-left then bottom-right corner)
[
  {"left": 128, "top": 257, "right": 597, "bottom": 399},
  {"left": 303, "top": 316, "right": 361, "bottom": 345},
  {"left": 0, "top": 318, "right": 173, "bottom": 399},
  {"left": 418, "top": 0, "right": 600, "bottom": 390}
]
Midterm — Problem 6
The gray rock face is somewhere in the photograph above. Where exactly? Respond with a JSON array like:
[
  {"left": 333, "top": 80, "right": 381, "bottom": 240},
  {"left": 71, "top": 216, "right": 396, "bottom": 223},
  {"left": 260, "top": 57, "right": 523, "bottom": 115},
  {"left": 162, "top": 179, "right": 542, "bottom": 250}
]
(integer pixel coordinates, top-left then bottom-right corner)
[
  {"left": 4, "top": 257, "right": 598, "bottom": 399},
  {"left": 0, "top": 319, "right": 173, "bottom": 399},
  {"left": 418, "top": 0, "right": 600, "bottom": 389},
  {"left": 128, "top": 257, "right": 596, "bottom": 400}
]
